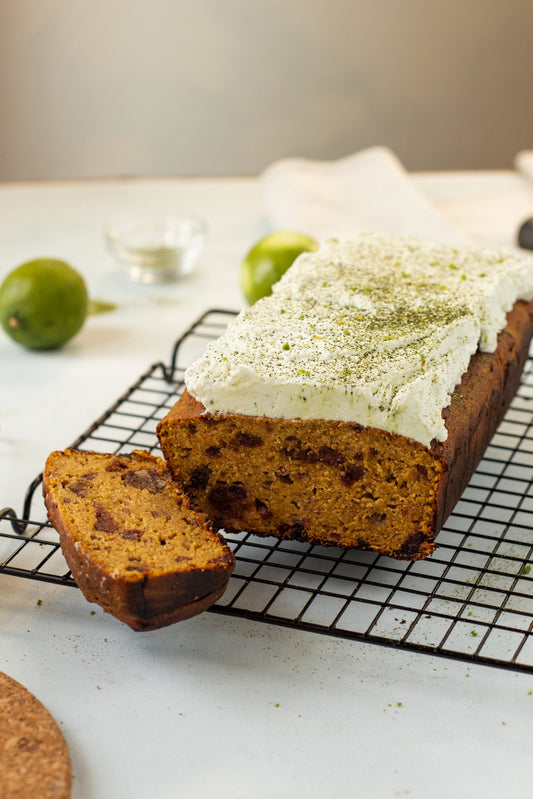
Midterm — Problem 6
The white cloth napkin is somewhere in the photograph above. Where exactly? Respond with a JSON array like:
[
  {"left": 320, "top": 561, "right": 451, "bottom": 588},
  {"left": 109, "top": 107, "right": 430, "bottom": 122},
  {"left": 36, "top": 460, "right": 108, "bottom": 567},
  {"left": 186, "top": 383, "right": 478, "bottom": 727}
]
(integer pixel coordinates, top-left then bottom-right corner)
[
  {"left": 260, "top": 146, "right": 470, "bottom": 245},
  {"left": 515, "top": 150, "right": 533, "bottom": 183}
]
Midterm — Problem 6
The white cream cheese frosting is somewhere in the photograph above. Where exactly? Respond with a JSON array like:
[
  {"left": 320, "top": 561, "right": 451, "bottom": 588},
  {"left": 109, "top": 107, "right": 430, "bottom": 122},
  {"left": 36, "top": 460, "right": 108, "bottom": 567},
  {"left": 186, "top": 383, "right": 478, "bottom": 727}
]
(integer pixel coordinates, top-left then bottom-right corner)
[{"left": 185, "top": 233, "right": 533, "bottom": 447}]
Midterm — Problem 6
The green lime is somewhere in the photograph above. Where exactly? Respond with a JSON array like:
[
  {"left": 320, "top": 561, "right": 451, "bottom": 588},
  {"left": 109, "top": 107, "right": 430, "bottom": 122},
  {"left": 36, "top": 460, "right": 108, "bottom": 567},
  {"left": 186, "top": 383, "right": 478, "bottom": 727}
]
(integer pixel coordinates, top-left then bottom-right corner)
[
  {"left": 0, "top": 258, "right": 88, "bottom": 350},
  {"left": 240, "top": 230, "right": 318, "bottom": 304}
]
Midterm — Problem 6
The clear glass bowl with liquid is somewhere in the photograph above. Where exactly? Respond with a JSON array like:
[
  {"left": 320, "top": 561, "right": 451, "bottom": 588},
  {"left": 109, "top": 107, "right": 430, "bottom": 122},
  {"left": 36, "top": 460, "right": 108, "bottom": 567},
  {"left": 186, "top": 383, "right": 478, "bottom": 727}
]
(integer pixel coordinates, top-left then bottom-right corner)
[{"left": 105, "top": 212, "right": 207, "bottom": 283}]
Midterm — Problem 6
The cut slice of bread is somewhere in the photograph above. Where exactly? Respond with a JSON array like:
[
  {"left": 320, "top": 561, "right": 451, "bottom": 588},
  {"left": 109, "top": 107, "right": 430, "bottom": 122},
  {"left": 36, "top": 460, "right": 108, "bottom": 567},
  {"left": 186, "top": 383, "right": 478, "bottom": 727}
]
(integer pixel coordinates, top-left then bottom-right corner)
[{"left": 43, "top": 449, "right": 235, "bottom": 630}]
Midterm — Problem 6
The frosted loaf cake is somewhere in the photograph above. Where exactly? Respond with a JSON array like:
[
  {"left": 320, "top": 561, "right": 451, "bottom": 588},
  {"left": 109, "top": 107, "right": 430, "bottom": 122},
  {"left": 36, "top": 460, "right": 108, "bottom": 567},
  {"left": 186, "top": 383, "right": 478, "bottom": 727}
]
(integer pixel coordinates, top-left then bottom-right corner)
[{"left": 157, "top": 233, "right": 533, "bottom": 560}]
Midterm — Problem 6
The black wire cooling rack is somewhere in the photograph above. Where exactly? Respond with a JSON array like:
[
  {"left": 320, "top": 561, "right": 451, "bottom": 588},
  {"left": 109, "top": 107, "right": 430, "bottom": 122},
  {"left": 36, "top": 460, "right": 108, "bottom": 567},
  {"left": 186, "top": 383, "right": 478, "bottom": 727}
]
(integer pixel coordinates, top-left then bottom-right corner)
[{"left": 2, "top": 308, "right": 533, "bottom": 673}]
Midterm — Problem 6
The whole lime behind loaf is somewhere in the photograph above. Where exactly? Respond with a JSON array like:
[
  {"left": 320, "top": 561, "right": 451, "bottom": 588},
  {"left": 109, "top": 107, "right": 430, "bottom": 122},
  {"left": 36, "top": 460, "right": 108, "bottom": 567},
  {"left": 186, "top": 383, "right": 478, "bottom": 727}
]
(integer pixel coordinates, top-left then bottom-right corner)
[
  {"left": 240, "top": 231, "right": 318, "bottom": 305},
  {"left": 0, "top": 258, "right": 88, "bottom": 350}
]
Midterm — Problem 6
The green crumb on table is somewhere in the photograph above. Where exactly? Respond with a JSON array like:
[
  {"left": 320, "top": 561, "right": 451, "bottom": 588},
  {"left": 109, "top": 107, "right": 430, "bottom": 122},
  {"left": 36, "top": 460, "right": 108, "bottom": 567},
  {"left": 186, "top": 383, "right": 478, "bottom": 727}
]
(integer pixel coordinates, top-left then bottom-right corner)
[
  {"left": 448, "top": 263, "right": 458, "bottom": 270},
  {"left": 90, "top": 610, "right": 96, "bottom": 615},
  {"left": 397, "top": 702, "right": 403, "bottom": 707},
  {"left": 471, "top": 630, "right": 478, "bottom": 637},
  {"left": 282, "top": 343, "right": 290, "bottom": 351},
  {"left": 297, "top": 369, "right": 310, "bottom": 376},
  {"left": 523, "top": 565, "right": 531, "bottom": 575},
  {"left": 88, "top": 299, "right": 117, "bottom": 315}
]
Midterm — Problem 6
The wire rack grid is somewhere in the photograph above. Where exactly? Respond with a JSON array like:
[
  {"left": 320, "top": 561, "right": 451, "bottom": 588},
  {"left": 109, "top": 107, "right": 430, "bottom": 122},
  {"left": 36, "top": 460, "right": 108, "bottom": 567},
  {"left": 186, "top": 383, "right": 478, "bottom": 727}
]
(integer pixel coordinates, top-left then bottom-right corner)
[{"left": 2, "top": 308, "right": 533, "bottom": 673}]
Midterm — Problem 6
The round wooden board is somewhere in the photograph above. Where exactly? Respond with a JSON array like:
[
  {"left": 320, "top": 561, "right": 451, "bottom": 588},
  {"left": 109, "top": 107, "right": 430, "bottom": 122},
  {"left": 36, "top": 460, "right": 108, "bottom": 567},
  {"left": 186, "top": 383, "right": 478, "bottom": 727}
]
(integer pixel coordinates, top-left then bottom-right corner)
[{"left": 0, "top": 671, "right": 72, "bottom": 798}]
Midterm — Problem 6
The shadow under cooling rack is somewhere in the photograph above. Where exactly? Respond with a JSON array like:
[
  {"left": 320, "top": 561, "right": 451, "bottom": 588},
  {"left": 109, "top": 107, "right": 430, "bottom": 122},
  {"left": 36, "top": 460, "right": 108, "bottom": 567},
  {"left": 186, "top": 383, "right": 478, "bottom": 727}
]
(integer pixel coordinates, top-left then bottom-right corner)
[{"left": 2, "top": 308, "right": 533, "bottom": 673}]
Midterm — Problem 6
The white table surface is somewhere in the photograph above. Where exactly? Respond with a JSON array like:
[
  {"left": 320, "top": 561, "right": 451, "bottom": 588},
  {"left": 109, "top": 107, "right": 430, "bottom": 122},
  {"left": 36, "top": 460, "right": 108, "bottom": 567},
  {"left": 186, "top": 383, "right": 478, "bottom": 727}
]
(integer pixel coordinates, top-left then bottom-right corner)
[{"left": 1, "top": 171, "right": 533, "bottom": 799}]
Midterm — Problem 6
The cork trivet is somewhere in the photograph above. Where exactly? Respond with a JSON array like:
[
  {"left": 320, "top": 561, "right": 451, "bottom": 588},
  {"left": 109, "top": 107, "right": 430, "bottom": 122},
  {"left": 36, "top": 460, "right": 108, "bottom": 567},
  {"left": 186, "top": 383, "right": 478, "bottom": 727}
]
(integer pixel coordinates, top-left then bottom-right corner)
[{"left": 0, "top": 671, "right": 71, "bottom": 798}]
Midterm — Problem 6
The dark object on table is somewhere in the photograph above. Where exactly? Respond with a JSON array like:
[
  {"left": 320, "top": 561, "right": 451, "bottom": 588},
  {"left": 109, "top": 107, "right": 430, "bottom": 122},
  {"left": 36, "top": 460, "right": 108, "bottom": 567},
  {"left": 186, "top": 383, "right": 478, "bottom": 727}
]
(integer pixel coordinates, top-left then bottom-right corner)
[{"left": 518, "top": 217, "right": 533, "bottom": 250}]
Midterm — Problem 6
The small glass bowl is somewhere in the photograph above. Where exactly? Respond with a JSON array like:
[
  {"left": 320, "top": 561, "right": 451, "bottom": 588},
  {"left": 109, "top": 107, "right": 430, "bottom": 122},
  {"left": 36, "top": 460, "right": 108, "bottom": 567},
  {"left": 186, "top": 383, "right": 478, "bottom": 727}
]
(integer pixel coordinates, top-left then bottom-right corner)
[{"left": 105, "top": 212, "right": 207, "bottom": 283}]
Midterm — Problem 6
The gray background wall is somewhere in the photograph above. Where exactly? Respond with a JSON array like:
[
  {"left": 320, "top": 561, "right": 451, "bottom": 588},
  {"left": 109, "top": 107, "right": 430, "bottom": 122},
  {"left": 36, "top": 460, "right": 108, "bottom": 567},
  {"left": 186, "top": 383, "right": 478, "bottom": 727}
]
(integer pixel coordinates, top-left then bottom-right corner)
[{"left": 0, "top": 0, "right": 532, "bottom": 181}]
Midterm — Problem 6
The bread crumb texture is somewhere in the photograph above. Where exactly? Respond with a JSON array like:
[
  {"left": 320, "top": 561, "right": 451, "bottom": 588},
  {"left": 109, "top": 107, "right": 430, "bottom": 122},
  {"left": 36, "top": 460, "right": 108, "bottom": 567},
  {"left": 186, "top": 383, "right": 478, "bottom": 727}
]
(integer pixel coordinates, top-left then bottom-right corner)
[
  {"left": 45, "top": 449, "right": 230, "bottom": 577},
  {"left": 43, "top": 449, "right": 234, "bottom": 630}
]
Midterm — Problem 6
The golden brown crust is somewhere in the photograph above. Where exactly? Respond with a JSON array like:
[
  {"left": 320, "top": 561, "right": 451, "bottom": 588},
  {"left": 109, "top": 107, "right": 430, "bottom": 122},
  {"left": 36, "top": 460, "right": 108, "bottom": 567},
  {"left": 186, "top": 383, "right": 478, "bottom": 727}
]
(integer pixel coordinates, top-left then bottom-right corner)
[
  {"left": 433, "top": 299, "right": 533, "bottom": 531},
  {"left": 157, "top": 300, "right": 533, "bottom": 560},
  {"left": 43, "top": 449, "right": 234, "bottom": 630}
]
